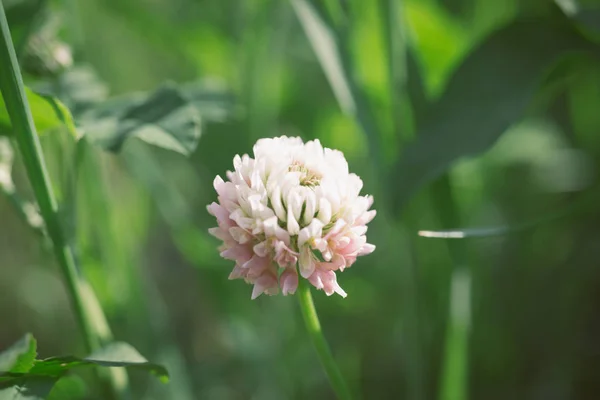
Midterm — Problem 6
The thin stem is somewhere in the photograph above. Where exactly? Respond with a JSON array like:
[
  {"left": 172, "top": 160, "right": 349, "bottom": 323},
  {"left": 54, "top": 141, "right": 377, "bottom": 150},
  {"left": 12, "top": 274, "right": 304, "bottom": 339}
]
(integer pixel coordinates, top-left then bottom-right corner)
[
  {"left": 0, "top": 1, "right": 100, "bottom": 354},
  {"left": 432, "top": 175, "right": 470, "bottom": 400},
  {"left": 297, "top": 280, "right": 353, "bottom": 400},
  {"left": 0, "top": 6, "right": 129, "bottom": 398}
]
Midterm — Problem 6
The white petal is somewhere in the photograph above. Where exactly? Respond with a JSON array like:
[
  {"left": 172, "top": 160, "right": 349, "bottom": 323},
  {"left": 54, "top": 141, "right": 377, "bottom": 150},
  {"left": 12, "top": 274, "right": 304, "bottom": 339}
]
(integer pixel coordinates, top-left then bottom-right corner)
[
  {"left": 303, "top": 191, "right": 316, "bottom": 225},
  {"left": 317, "top": 198, "right": 332, "bottom": 224},
  {"left": 299, "top": 248, "right": 316, "bottom": 278},
  {"left": 359, "top": 243, "right": 376, "bottom": 255},
  {"left": 270, "top": 186, "right": 286, "bottom": 221},
  {"left": 287, "top": 209, "right": 300, "bottom": 235},
  {"left": 286, "top": 192, "right": 302, "bottom": 235},
  {"left": 213, "top": 175, "right": 225, "bottom": 191}
]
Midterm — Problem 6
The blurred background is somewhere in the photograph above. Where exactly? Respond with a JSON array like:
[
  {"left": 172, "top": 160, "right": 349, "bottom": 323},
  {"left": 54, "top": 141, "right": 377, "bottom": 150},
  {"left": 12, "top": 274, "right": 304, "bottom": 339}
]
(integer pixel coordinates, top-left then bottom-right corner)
[{"left": 2, "top": 0, "right": 600, "bottom": 399}]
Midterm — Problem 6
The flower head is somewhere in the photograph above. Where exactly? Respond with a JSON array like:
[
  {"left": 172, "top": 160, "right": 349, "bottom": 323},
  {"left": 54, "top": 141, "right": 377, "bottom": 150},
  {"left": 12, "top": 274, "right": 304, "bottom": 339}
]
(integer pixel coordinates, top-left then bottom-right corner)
[{"left": 208, "top": 136, "right": 376, "bottom": 299}]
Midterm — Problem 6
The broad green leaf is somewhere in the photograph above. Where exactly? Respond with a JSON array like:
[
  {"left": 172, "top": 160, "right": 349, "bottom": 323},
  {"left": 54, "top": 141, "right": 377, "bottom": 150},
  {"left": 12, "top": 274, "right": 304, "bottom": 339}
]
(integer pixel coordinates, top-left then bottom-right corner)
[
  {"left": 79, "top": 82, "right": 232, "bottom": 155},
  {"left": 0, "top": 376, "right": 58, "bottom": 400},
  {"left": 0, "top": 87, "right": 77, "bottom": 137},
  {"left": 34, "top": 66, "right": 109, "bottom": 113},
  {"left": 0, "top": 334, "right": 36, "bottom": 373},
  {"left": 46, "top": 376, "right": 87, "bottom": 400},
  {"left": 392, "top": 18, "right": 600, "bottom": 210},
  {"left": 29, "top": 342, "right": 167, "bottom": 383},
  {"left": 0, "top": 342, "right": 168, "bottom": 399}
]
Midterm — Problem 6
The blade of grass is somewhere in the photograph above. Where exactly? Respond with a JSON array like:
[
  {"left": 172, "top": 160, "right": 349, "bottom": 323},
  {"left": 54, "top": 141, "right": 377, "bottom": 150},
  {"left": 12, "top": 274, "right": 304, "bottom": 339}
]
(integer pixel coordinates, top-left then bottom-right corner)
[
  {"left": 378, "top": 1, "right": 429, "bottom": 397},
  {"left": 431, "top": 175, "right": 470, "bottom": 400},
  {"left": 290, "top": 0, "right": 382, "bottom": 173},
  {"left": 419, "top": 186, "right": 599, "bottom": 239},
  {"left": 0, "top": 3, "right": 126, "bottom": 398},
  {"left": 0, "top": 0, "right": 98, "bottom": 355}
]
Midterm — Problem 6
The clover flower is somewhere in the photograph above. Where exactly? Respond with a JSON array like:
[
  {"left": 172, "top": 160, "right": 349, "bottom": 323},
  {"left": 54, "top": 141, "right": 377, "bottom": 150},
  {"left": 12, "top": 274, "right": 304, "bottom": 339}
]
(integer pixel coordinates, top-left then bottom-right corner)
[{"left": 208, "top": 136, "right": 376, "bottom": 299}]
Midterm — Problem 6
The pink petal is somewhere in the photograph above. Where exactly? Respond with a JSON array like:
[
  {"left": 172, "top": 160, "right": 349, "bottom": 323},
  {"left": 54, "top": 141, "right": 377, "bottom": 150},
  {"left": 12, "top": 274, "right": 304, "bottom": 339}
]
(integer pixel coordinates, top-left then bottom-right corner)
[
  {"left": 228, "top": 265, "right": 245, "bottom": 280},
  {"left": 358, "top": 243, "right": 376, "bottom": 256},
  {"left": 251, "top": 275, "right": 279, "bottom": 299},
  {"left": 253, "top": 241, "right": 269, "bottom": 257},
  {"left": 280, "top": 269, "right": 298, "bottom": 295},
  {"left": 221, "top": 245, "right": 252, "bottom": 263},
  {"left": 208, "top": 227, "right": 229, "bottom": 241},
  {"left": 207, "top": 202, "right": 229, "bottom": 222}
]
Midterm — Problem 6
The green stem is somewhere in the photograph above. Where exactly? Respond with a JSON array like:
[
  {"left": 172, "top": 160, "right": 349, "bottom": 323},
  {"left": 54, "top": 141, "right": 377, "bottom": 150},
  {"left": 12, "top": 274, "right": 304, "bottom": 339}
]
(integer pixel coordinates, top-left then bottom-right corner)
[
  {"left": 0, "top": 6, "right": 131, "bottom": 398},
  {"left": 297, "top": 280, "right": 353, "bottom": 400},
  {"left": 0, "top": 7, "right": 130, "bottom": 398},
  {"left": 432, "top": 175, "right": 470, "bottom": 400},
  {"left": 0, "top": 1, "right": 100, "bottom": 354}
]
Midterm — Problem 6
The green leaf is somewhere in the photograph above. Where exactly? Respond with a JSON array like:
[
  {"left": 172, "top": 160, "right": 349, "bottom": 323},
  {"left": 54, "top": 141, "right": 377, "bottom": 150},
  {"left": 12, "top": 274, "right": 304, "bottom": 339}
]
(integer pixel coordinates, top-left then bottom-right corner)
[
  {"left": 0, "top": 334, "right": 36, "bottom": 374},
  {"left": 290, "top": 0, "right": 382, "bottom": 168},
  {"left": 79, "top": 82, "right": 232, "bottom": 155},
  {"left": 290, "top": 0, "right": 355, "bottom": 115},
  {"left": 573, "top": 8, "right": 600, "bottom": 39},
  {"left": 0, "top": 376, "right": 59, "bottom": 400},
  {"left": 34, "top": 66, "right": 109, "bottom": 113},
  {"left": 46, "top": 376, "right": 87, "bottom": 400},
  {"left": 392, "top": 18, "right": 600, "bottom": 210},
  {"left": 0, "top": 342, "right": 167, "bottom": 399},
  {"left": 0, "top": 87, "right": 77, "bottom": 137},
  {"left": 24, "top": 342, "right": 166, "bottom": 383}
]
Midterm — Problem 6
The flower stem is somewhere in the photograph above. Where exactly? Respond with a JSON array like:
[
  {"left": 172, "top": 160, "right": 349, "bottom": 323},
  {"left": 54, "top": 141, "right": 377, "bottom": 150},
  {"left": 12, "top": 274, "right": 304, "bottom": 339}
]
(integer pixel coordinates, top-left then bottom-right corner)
[
  {"left": 0, "top": 1, "right": 101, "bottom": 355},
  {"left": 297, "top": 280, "right": 353, "bottom": 400}
]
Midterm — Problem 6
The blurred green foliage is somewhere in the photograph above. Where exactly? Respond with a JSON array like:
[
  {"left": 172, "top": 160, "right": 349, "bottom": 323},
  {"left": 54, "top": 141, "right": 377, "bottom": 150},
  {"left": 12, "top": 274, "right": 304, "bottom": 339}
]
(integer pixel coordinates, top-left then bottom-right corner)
[{"left": 2, "top": 0, "right": 600, "bottom": 399}]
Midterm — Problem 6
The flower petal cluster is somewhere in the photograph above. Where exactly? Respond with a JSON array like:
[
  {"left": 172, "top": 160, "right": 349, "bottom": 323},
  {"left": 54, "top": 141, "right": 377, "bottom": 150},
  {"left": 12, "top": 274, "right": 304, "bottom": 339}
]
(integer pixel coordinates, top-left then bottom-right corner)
[{"left": 208, "top": 136, "right": 376, "bottom": 299}]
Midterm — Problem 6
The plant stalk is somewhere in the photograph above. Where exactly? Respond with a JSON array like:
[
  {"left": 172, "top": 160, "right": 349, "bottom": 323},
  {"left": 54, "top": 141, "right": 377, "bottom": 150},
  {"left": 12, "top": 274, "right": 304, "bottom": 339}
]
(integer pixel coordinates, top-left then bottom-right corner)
[
  {"left": 0, "top": 1, "right": 101, "bottom": 355},
  {"left": 432, "top": 175, "right": 471, "bottom": 400},
  {"left": 0, "top": 6, "right": 131, "bottom": 398},
  {"left": 297, "top": 280, "right": 353, "bottom": 400}
]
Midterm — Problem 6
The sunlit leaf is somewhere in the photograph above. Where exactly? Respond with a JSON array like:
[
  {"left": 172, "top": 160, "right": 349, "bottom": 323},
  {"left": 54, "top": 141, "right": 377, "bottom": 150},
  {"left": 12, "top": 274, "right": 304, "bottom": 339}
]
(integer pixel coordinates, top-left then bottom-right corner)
[
  {"left": 0, "top": 341, "right": 168, "bottom": 399},
  {"left": 46, "top": 376, "right": 87, "bottom": 400},
  {"left": 404, "top": 1, "right": 468, "bottom": 95},
  {"left": 0, "top": 87, "right": 77, "bottom": 137},
  {"left": 0, "top": 342, "right": 168, "bottom": 385},
  {"left": 0, "top": 334, "right": 36, "bottom": 374},
  {"left": 392, "top": 18, "right": 600, "bottom": 210}
]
